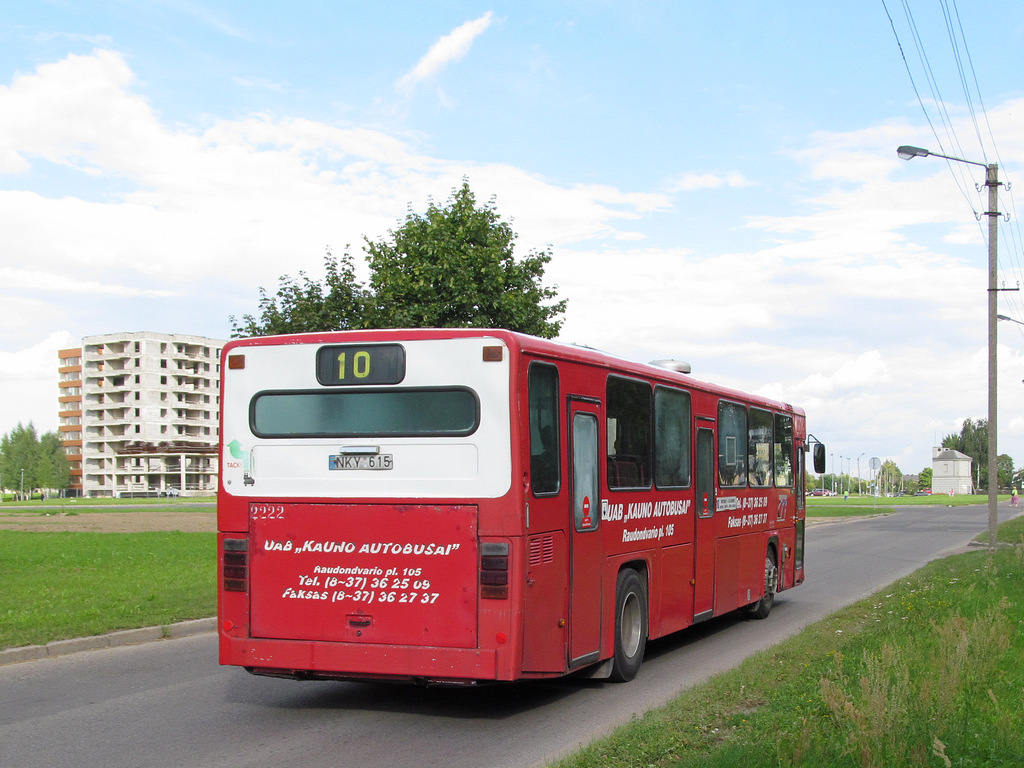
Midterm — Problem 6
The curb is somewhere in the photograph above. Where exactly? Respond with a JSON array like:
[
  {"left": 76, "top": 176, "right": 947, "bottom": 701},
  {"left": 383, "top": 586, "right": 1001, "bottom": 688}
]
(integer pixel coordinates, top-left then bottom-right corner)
[{"left": 0, "top": 617, "right": 216, "bottom": 667}]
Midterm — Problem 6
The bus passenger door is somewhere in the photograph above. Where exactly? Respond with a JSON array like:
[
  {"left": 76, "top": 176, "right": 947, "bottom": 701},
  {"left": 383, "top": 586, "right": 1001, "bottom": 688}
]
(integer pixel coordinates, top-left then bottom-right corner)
[
  {"left": 568, "top": 401, "right": 602, "bottom": 668},
  {"left": 693, "top": 426, "right": 716, "bottom": 621}
]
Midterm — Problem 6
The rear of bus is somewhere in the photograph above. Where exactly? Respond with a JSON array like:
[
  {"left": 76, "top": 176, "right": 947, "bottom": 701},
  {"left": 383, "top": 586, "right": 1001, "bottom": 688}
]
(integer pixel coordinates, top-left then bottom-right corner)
[{"left": 217, "top": 330, "right": 518, "bottom": 684}]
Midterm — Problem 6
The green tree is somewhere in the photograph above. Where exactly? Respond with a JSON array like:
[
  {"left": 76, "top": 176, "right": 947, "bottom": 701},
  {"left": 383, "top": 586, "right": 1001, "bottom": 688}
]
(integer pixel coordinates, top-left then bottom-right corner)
[
  {"left": 229, "top": 248, "right": 369, "bottom": 337},
  {"left": 878, "top": 459, "right": 903, "bottom": 496},
  {"left": 0, "top": 423, "right": 69, "bottom": 499},
  {"left": 365, "top": 182, "right": 566, "bottom": 337},
  {"left": 1, "top": 423, "right": 38, "bottom": 498},
  {"left": 230, "top": 183, "right": 567, "bottom": 339},
  {"left": 918, "top": 466, "right": 933, "bottom": 491},
  {"left": 37, "top": 432, "right": 71, "bottom": 493},
  {"left": 997, "top": 453, "right": 1014, "bottom": 491}
]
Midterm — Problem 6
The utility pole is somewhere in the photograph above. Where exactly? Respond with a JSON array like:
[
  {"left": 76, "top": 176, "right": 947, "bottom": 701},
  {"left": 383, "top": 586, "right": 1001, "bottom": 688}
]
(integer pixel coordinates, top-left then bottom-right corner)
[
  {"left": 898, "top": 146, "right": 1002, "bottom": 549},
  {"left": 985, "top": 161, "right": 1000, "bottom": 549}
]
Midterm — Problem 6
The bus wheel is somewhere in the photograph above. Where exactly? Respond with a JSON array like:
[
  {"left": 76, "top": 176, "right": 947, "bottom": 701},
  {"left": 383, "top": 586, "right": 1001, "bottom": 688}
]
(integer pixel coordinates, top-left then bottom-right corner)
[
  {"left": 746, "top": 547, "right": 777, "bottom": 620},
  {"left": 610, "top": 569, "right": 647, "bottom": 682}
]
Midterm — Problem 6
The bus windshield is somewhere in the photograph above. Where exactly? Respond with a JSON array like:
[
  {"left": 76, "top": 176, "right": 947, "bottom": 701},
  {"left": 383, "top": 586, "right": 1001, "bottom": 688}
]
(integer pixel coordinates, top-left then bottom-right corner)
[{"left": 251, "top": 388, "right": 479, "bottom": 437}]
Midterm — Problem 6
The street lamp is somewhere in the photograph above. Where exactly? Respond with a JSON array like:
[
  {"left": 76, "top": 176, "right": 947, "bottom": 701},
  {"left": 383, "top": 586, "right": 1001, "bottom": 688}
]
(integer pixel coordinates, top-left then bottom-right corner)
[
  {"left": 857, "top": 452, "right": 865, "bottom": 495},
  {"left": 898, "top": 144, "right": 1001, "bottom": 549}
]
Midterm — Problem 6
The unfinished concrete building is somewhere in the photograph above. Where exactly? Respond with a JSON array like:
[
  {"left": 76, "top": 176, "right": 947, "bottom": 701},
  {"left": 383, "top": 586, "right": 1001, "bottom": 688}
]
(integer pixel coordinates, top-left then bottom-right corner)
[{"left": 59, "top": 331, "right": 225, "bottom": 497}]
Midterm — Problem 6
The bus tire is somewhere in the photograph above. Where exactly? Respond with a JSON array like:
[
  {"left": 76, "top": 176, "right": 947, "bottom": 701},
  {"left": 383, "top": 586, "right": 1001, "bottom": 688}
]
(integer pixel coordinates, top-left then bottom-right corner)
[
  {"left": 609, "top": 568, "right": 647, "bottom": 682},
  {"left": 746, "top": 546, "right": 777, "bottom": 620}
]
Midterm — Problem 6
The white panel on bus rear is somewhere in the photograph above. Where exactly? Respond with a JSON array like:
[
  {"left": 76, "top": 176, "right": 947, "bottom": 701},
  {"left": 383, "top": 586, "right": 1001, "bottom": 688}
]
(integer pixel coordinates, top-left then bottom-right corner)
[
  {"left": 250, "top": 442, "right": 482, "bottom": 494},
  {"left": 220, "top": 336, "right": 512, "bottom": 499}
]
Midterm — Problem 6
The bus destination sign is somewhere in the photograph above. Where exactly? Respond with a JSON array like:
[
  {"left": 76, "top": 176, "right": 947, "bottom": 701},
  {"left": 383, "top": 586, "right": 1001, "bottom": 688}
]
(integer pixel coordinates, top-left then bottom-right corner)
[{"left": 316, "top": 344, "right": 406, "bottom": 386}]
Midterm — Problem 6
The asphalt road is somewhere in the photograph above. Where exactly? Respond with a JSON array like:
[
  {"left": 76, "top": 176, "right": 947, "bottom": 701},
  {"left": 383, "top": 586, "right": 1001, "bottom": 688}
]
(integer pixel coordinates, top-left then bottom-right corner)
[{"left": 1, "top": 503, "right": 1016, "bottom": 768}]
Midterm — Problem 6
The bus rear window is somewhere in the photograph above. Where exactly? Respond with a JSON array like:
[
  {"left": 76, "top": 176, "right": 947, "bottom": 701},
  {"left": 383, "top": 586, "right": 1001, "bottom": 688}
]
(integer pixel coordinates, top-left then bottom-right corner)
[{"left": 251, "top": 388, "right": 479, "bottom": 437}]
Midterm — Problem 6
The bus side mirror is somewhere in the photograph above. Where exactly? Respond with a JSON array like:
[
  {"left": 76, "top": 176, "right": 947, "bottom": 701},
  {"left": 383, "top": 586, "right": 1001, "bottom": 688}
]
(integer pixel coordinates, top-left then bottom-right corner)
[{"left": 812, "top": 444, "right": 826, "bottom": 475}]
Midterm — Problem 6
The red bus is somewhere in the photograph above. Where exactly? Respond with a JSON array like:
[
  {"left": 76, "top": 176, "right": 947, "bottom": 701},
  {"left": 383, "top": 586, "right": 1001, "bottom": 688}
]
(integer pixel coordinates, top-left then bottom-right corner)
[{"left": 217, "top": 329, "right": 825, "bottom": 684}]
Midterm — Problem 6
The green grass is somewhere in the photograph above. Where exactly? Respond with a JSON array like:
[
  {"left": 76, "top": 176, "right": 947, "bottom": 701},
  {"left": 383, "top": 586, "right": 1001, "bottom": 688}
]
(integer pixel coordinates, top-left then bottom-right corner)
[
  {"left": 0, "top": 531, "right": 216, "bottom": 649},
  {"left": 808, "top": 493, "right": 995, "bottom": 509},
  {"left": 806, "top": 492, "right": 1001, "bottom": 519},
  {"left": 553, "top": 515, "right": 1024, "bottom": 768}
]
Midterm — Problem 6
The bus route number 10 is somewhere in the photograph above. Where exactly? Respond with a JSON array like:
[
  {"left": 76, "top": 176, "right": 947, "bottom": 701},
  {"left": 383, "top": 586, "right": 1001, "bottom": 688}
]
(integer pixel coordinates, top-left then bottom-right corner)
[
  {"left": 316, "top": 344, "right": 406, "bottom": 386},
  {"left": 337, "top": 351, "right": 370, "bottom": 380}
]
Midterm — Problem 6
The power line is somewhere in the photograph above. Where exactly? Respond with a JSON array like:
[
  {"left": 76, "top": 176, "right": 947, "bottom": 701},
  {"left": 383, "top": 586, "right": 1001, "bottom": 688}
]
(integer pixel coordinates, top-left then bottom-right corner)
[{"left": 884, "top": 0, "right": 1024, "bottom": 327}]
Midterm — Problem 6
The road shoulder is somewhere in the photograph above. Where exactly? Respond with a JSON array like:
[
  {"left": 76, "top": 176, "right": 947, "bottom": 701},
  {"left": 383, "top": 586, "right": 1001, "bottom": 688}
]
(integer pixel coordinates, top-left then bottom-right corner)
[{"left": 0, "top": 617, "right": 216, "bottom": 666}]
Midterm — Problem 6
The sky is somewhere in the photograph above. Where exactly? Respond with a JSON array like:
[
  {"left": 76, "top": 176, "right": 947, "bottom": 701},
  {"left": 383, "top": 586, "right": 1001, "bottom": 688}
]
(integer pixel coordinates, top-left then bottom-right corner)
[{"left": 3, "top": 1, "right": 1024, "bottom": 482}]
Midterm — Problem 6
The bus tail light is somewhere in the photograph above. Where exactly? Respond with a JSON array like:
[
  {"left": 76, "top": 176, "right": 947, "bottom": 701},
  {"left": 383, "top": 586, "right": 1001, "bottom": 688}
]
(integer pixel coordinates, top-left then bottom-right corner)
[
  {"left": 223, "top": 538, "right": 249, "bottom": 592},
  {"left": 480, "top": 542, "right": 509, "bottom": 599}
]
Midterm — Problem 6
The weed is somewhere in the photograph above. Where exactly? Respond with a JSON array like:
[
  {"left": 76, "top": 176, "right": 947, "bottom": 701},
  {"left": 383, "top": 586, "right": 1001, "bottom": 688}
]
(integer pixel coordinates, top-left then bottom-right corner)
[{"left": 552, "top": 519, "right": 1024, "bottom": 768}]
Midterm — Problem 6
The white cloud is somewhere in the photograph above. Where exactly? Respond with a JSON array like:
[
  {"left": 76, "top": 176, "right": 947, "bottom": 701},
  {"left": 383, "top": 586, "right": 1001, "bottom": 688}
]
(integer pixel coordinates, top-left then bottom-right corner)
[
  {"left": 0, "top": 49, "right": 672, "bottom": 325},
  {"left": 667, "top": 171, "right": 753, "bottom": 192},
  {"left": 0, "top": 332, "right": 78, "bottom": 436},
  {"left": 0, "top": 268, "right": 178, "bottom": 297},
  {"left": 395, "top": 12, "right": 494, "bottom": 95},
  {"left": 0, "top": 49, "right": 145, "bottom": 174},
  {"left": 0, "top": 297, "right": 69, "bottom": 339},
  {"left": 538, "top": 101, "right": 1021, "bottom": 474},
  {"left": 4, "top": 47, "right": 1024, "bottom": 476}
]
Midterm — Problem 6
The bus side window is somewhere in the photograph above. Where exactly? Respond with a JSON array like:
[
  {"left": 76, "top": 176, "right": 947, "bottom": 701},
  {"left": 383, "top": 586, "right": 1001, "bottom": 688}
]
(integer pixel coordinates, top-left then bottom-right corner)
[
  {"left": 748, "top": 408, "right": 773, "bottom": 488},
  {"left": 718, "top": 401, "right": 747, "bottom": 487},
  {"left": 529, "top": 362, "right": 560, "bottom": 495},
  {"left": 607, "top": 376, "right": 652, "bottom": 489},
  {"left": 774, "top": 413, "right": 793, "bottom": 488},
  {"left": 654, "top": 386, "right": 691, "bottom": 488}
]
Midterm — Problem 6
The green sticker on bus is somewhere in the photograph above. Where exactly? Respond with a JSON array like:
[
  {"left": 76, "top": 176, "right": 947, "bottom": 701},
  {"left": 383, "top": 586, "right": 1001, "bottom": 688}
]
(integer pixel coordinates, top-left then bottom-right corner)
[{"left": 315, "top": 344, "right": 406, "bottom": 386}]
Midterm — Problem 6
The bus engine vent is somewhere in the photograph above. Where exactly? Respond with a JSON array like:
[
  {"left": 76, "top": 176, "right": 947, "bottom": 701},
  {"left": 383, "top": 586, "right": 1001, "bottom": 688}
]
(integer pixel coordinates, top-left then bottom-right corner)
[{"left": 529, "top": 535, "right": 554, "bottom": 567}]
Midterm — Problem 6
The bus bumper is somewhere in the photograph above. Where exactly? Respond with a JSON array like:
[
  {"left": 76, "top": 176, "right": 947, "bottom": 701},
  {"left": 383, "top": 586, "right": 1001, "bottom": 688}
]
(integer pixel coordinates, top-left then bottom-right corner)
[{"left": 220, "top": 634, "right": 500, "bottom": 684}]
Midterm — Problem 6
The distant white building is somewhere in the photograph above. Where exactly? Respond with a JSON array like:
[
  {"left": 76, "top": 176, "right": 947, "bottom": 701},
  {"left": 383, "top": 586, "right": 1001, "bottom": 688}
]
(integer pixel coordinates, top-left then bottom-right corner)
[
  {"left": 932, "top": 447, "right": 973, "bottom": 495},
  {"left": 58, "top": 331, "right": 224, "bottom": 497}
]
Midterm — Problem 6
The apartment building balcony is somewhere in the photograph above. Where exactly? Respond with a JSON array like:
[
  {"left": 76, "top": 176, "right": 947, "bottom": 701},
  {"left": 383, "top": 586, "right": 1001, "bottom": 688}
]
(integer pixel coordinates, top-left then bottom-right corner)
[
  {"left": 83, "top": 376, "right": 130, "bottom": 392},
  {"left": 170, "top": 410, "right": 209, "bottom": 423},
  {"left": 170, "top": 344, "right": 210, "bottom": 361},
  {"left": 83, "top": 456, "right": 110, "bottom": 472},
  {"left": 86, "top": 340, "right": 131, "bottom": 359},
  {"left": 100, "top": 406, "right": 131, "bottom": 423}
]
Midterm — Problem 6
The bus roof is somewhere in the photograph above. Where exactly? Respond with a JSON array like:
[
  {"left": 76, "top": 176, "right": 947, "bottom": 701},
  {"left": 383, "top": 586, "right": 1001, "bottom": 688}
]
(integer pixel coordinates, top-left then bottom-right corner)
[{"left": 224, "top": 327, "right": 805, "bottom": 417}]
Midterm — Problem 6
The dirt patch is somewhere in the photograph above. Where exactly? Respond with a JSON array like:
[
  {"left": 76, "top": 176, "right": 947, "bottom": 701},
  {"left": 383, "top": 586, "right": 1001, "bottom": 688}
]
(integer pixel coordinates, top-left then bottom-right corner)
[{"left": 0, "top": 510, "right": 216, "bottom": 533}]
